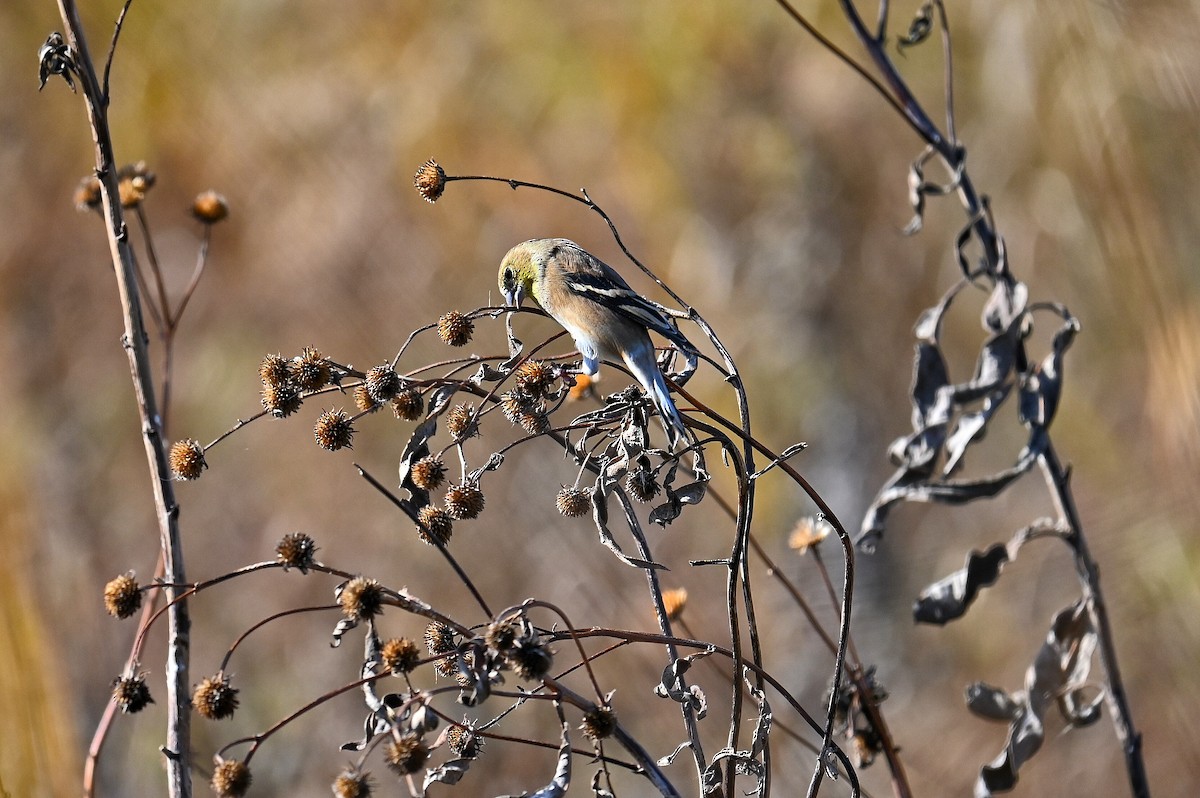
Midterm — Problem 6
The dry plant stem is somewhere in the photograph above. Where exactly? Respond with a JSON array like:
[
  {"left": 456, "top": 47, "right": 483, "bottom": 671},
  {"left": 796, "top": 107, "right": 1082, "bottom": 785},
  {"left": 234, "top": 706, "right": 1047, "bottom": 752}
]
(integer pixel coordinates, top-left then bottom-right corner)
[
  {"left": 53, "top": 3, "right": 192, "bottom": 795},
  {"left": 1040, "top": 443, "right": 1149, "bottom": 798}
]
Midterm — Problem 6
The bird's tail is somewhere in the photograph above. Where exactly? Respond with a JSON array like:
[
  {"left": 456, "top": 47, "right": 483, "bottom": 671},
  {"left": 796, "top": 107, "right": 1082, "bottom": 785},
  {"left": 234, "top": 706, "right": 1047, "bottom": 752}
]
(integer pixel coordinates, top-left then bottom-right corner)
[{"left": 626, "top": 353, "right": 687, "bottom": 448}]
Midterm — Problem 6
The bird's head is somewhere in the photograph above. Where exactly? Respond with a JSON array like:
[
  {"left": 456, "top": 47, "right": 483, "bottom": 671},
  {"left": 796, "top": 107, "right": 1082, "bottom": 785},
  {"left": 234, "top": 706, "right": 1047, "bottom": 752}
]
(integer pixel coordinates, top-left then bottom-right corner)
[{"left": 498, "top": 239, "right": 547, "bottom": 307}]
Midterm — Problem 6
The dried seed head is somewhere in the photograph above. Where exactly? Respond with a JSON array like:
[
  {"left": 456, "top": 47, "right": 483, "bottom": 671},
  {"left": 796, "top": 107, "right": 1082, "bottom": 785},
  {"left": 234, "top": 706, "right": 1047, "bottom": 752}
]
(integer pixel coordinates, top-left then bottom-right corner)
[
  {"left": 446, "top": 725, "right": 483, "bottom": 758},
  {"left": 788, "top": 516, "right": 831, "bottom": 554},
  {"left": 191, "top": 190, "right": 229, "bottom": 224},
  {"left": 452, "top": 650, "right": 477, "bottom": 688},
  {"left": 444, "top": 483, "right": 485, "bottom": 520},
  {"left": 193, "top": 672, "right": 240, "bottom": 720},
  {"left": 169, "top": 439, "right": 207, "bottom": 481},
  {"left": 514, "top": 360, "right": 556, "bottom": 395},
  {"left": 314, "top": 409, "right": 355, "bottom": 451},
  {"left": 625, "top": 468, "right": 660, "bottom": 503},
  {"left": 276, "top": 532, "right": 317, "bottom": 573},
  {"left": 508, "top": 638, "right": 553, "bottom": 681},
  {"left": 484, "top": 620, "right": 517, "bottom": 653},
  {"left": 259, "top": 353, "right": 291, "bottom": 387},
  {"left": 332, "top": 769, "right": 373, "bottom": 798},
  {"left": 580, "top": 705, "right": 617, "bottom": 741},
  {"left": 391, "top": 388, "right": 424, "bottom": 421},
  {"left": 424, "top": 622, "right": 456, "bottom": 656},
  {"left": 117, "top": 161, "right": 155, "bottom": 208},
  {"left": 339, "top": 576, "right": 384, "bottom": 621},
  {"left": 518, "top": 411, "right": 550, "bottom": 435},
  {"left": 662, "top": 587, "right": 688, "bottom": 621},
  {"left": 353, "top": 384, "right": 378, "bottom": 412},
  {"left": 289, "top": 347, "right": 331, "bottom": 392},
  {"left": 445, "top": 403, "right": 478, "bottom": 441},
  {"left": 436, "top": 310, "right": 473, "bottom": 346},
  {"left": 416, "top": 505, "right": 453, "bottom": 546},
  {"left": 409, "top": 455, "right": 446, "bottom": 491},
  {"left": 365, "top": 365, "right": 401, "bottom": 404},
  {"left": 74, "top": 174, "right": 102, "bottom": 212},
  {"left": 555, "top": 486, "right": 590, "bottom": 518},
  {"left": 384, "top": 733, "right": 429, "bottom": 775},
  {"left": 262, "top": 382, "right": 302, "bottom": 418},
  {"left": 104, "top": 573, "right": 142, "bottom": 619},
  {"left": 211, "top": 758, "right": 252, "bottom": 797},
  {"left": 413, "top": 159, "right": 446, "bottom": 203},
  {"left": 112, "top": 672, "right": 154, "bottom": 714},
  {"left": 381, "top": 637, "right": 421, "bottom": 675}
]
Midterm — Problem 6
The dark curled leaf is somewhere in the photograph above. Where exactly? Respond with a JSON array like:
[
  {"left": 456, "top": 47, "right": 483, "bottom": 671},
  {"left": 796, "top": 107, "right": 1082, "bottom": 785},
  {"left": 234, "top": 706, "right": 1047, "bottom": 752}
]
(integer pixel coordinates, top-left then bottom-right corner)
[
  {"left": 897, "top": 1, "right": 934, "bottom": 49},
  {"left": 654, "top": 650, "right": 713, "bottom": 719},
  {"left": 590, "top": 769, "right": 616, "bottom": 798},
  {"left": 914, "top": 543, "right": 1009, "bottom": 625},
  {"left": 423, "top": 759, "right": 472, "bottom": 789},
  {"left": 649, "top": 480, "right": 706, "bottom": 527},
  {"left": 976, "top": 697, "right": 1043, "bottom": 797},
  {"left": 703, "top": 748, "right": 766, "bottom": 796},
  {"left": 965, "top": 682, "right": 1020, "bottom": 722},
  {"left": 397, "top": 417, "right": 438, "bottom": 503},
  {"left": 981, "top": 279, "right": 1028, "bottom": 336},
  {"left": 592, "top": 484, "right": 665, "bottom": 570},
  {"left": 1018, "top": 316, "right": 1079, "bottom": 429},
  {"left": 944, "top": 384, "right": 1012, "bottom": 476},
  {"left": 657, "top": 740, "right": 693, "bottom": 767}
]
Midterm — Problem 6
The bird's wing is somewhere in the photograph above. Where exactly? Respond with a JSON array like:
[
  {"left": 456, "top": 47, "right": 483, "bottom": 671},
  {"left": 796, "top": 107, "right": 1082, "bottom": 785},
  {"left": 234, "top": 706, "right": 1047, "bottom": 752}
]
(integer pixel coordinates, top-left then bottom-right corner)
[{"left": 562, "top": 270, "right": 692, "bottom": 351}]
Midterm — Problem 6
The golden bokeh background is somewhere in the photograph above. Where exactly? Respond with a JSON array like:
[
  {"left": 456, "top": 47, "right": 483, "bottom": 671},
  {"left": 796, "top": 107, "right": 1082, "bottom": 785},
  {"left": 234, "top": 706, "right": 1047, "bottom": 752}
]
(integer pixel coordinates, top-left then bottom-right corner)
[{"left": 2, "top": 1, "right": 1197, "bottom": 795}]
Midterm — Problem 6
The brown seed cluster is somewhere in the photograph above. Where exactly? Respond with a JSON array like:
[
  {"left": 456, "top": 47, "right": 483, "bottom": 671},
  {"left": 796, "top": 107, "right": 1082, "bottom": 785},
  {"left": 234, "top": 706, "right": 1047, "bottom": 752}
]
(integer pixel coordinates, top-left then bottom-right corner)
[
  {"left": 289, "top": 347, "right": 331, "bottom": 392},
  {"left": 117, "top": 161, "right": 155, "bottom": 208},
  {"left": 192, "top": 672, "right": 240, "bottom": 720},
  {"left": 484, "top": 620, "right": 517, "bottom": 653},
  {"left": 353, "top": 385, "right": 377, "bottom": 412},
  {"left": 513, "top": 360, "right": 556, "bottom": 395},
  {"left": 555, "top": 486, "right": 590, "bottom": 518},
  {"left": 500, "top": 390, "right": 549, "bottom": 435},
  {"left": 210, "top": 758, "right": 252, "bottom": 797},
  {"left": 424, "top": 622, "right": 457, "bottom": 678},
  {"left": 507, "top": 637, "right": 553, "bottom": 681},
  {"left": 104, "top": 573, "right": 142, "bottom": 619},
  {"left": 625, "top": 468, "right": 660, "bottom": 503},
  {"left": 191, "top": 190, "right": 229, "bottom": 224},
  {"left": 276, "top": 531, "right": 317, "bottom": 572},
  {"left": 314, "top": 409, "right": 355, "bottom": 451},
  {"left": 446, "top": 725, "right": 484, "bottom": 758},
  {"left": 445, "top": 403, "right": 478, "bottom": 441},
  {"left": 416, "top": 505, "right": 453, "bottom": 546},
  {"left": 409, "top": 455, "right": 446, "bottom": 491},
  {"left": 112, "top": 673, "right": 154, "bottom": 714},
  {"left": 169, "top": 439, "right": 207, "bottom": 481},
  {"left": 339, "top": 577, "right": 384, "bottom": 621},
  {"left": 392, "top": 388, "right": 424, "bottom": 421},
  {"left": 437, "top": 311, "right": 474, "bottom": 346},
  {"left": 444, "top": 482, "right": 485, "bottom": 520},
  {"left": 365, "top": 365, "right": 401, "bottom": 404},
  {"left": 261, "top": 382, "right": 302, "bottom": 418},
  {"left": 381, "top": 637, "right": 421, "bottom": 675},
  {"left": 259, "top": 353, "right": 290, "bottom": 385},
  {"left": 413, "top": 159, "right": 446, "bottom": 203},
  {"left": 385, "top": 734, "right": 430, "bottom": 775},
  {"left": 74, "top": 174, "right": 103, "bottom": 212},
  {"left": 332, "top": 769, "right": 373, "bottom": 798},
  {"left": 579, "top": 705, "right": 618, "bottom": 741}
]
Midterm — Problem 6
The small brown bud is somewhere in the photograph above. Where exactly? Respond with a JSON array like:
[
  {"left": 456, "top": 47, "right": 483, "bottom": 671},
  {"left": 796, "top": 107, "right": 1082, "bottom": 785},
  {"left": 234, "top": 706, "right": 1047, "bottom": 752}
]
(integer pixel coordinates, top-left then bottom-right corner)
[
  {"left": 579, "top": 705, "right": 617, "bottom": 741},
  {"left": 416, "top": 505, "right": 453, "bottom": 546},
  {"left": 555, "top": 486, "right": 590, "bottom": 518},
  {"left": 338, "top": 576, "right": 384, "bottom": 621},
  {"left": 436, "top": 311, "right": 473, "bottom": 347},
  {"left": 289, "top": 346, "right": 331, "bottom": 392},
  {"left": 446, "top": 403, "right": 478, "bottom": 441},
  {"left": 104, "top": 573, "right": 142, "bottom": 619},
  {"left": 409, "top": 455, "right": 446, "bottom": 491},
  {"left": 413, "top": 159, "right": 446, "bottom": 203},
  {"left": 314, "top": 409, "right": 355, "bottom": 451},
  {"left": 169, "top": 439, "right": 207, "bottom": 480},
  {"left": 112, "top": 672, "right": 154, "bottom": 714},
  {"left": 117, "top": 161, "right": 155, "bottom": 208},
  {"left": 210, "top": 757, "right": 252, "bottom": 797},
  {"left": 384, "top": 733, "right": 429, "bottom": 775},
  {"left": 192, "top": 673, "right": 240, "bottom": 720},
  {"left": 262, "top": 382, "right": 302, "bottom": 418},
  {"left": 788, "top": 516, "right": 831, "bottom": 554},
  {"left": 518, "top": 411, "right": 550, "bottom": 435},
  {"left": 191, "top": 190, "right": 229, "bottom": 224},
  {"left": 484, "top": 620, "right": 517, "bottom": 653},
  {"left": 275, "top": 532, "right": 317, "bottom": 573},
  {"left": 391, "top": 388, "right": 424, "bottom": 421},
  {"left": 381, "top": 638, "right": 421, "bottom": 675},
  {"left": 444, "top": 483, "right": 485, "bottom": 520}
]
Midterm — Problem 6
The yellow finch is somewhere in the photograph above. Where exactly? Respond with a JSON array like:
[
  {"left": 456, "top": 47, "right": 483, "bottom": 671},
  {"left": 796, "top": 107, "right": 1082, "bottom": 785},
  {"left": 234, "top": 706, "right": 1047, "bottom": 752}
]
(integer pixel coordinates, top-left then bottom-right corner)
[{"left": 499, "top": 238, "right": 693, "bottom": 446}]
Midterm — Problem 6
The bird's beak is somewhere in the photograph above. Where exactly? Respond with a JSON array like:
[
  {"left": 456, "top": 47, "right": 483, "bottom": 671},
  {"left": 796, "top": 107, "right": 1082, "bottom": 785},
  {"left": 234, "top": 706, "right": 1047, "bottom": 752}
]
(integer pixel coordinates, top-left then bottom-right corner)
[{"left": 503, "top": 284, "right": 525, "bottom": 307}]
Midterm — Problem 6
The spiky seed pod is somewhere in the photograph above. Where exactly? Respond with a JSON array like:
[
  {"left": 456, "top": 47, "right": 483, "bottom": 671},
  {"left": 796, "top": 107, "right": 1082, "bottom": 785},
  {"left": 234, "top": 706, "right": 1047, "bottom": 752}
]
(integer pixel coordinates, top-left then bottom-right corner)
[
  {"left": 625, "top": 469, "right": 660, "bottom": 503},
  {"left": 259, "top": 353, "right": 291, "bottom": 386},
  {"left": 338, "top": 577, "right": 384, "bottom": 621},
  {"left": 436, "top": 310, "right": 473, "bottom": 346},
  {"left": 555, "top": 486, "right": 590, "bottom": 518},
  {"left": 276, "top": 531, "right": 317, "bottom": 572},
  {"left": 662, "top": 587, "right": 688, "bottom": 621},
  {"left": 579, "top": 705, "right": 618, "bottom": 741},
  {"left": 314, "top": 409, "right": 355, "bottom": 451},
  {"left": 446, "top": 725, "right": 484, "bottom": 758},
  {"left": 111, "top": 673, "right": 154, "bottom": 713},
  {"left": 352, "top": 385, "right": 378, "bottom": 412},
  {"left": 518, "top": 411, "right": 550, "bottom": 436},
  {"left": 413, "top": 159, "right": 446, "bottom": 203},
  {"left": 385, "top": 734, "right": 430, "bottom": 775},
  {"left": 365, "top": 365, "right": 401, "bottom": 404},
  {"left": 104, "top": 573, "right": 142, "bottom": 619},
  {"left": 74, "top": 175, "right": 102, "bottom": 212},
  {"left": 452, "top": 650, "right": 477, "bottom": 688},
  {"left": 391, "top": 388, "right": 424, "bottom": 421},
  {"left": 192, "top": 673, "right": 240, "bottom": 720},
  {"left": 191, "top": 190, "right": 229, "bottom": 224},
  {"left": 444, "top": 483, "right": 485, "bottom": 520},
  {"left": 381, "top": 638, "right": 421, "bottom": 675},
  {"left": 416, "top": 505, "right": 453, "bottom": 546},
  {"left": 445, "top": 403, "right": 478, "bottom": 441},
  {"left": 262, "top": 382, "right": 302, "bottom": 418},
  {"left": 169, "top": 439, "right": 207, "bottom": 480},
  {"left": 332, "top": 770, "right": 373, "bottom": 798},
  {"left": 210, "top": 758, "right": 252, "bottom": 797},
  {"left": 289, "top": 347, "right": 331, "bottom": 391},
  {"left": 484, "top": 620, "right": 517, "bottom": 654},
  {"left": 508, "top": 638, "right": 553, "bottom": 681},
  {"left": 409, "top": 455, "right": 446, "bottom": 491},
  {"left": 514, "top": 359, "right": 556, "bottom": 395},
  {"left": 424, "top": 622, "right": 456, "bottom": 656},
  {"left": 499, "top": 391, "right": 527, "bottom": 424}
]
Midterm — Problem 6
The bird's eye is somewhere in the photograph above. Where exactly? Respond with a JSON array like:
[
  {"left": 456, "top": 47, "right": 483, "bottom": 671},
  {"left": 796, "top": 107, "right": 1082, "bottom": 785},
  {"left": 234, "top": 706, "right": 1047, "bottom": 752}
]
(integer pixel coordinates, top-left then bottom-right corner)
[{"left": 503, "top": 267, "right": 513, "bottom": 285}]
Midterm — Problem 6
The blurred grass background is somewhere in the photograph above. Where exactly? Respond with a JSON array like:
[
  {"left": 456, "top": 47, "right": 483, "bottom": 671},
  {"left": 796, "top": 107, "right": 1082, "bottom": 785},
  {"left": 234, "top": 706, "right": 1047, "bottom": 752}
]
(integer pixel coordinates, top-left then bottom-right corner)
[{"left": 2, "top": 0, "right": 1197, "bottom": 795}]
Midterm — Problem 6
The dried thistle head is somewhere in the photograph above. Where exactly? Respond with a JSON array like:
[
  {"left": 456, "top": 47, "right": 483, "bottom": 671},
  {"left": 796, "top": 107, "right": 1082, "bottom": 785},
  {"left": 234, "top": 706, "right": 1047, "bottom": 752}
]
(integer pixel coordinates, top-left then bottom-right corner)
[
  {"left": 117, "top": 161, "right": 155, "bottom": 208},
  {"left": 446, "top": 403, "right": 479, "bottom": 441},
  {"left": 484, "top": 619, "right": 518, "bottom": 653},
  {"left": 518, "top": 411, "right": 550, "bottom": 435},
  {"left": 392, "top": 388, "right": 424, "bottom": 421},
  {"left": 514, "top": 360, "right": 556, "bottom": 395},
  {"left": 625, "top": 468, "right": 660, "bottom": 503},
  {"left": 416, "top": 505, "right": 453, "bottom": 546},
  {"left": 74, "top": 174, "right": 102, "bottom": 212},
  {"left": 446, "top": 724, "right": 483, "bottom": 758},
  {"left": 384, "top": 733, "right": 429, "bottom": 775},
  {"left": 444, "top": 482, "right": 485, "bottom": 520},
  {"left": 555, "top": 486, "right": 590, "bottom": 518},
  {"left": 104, "top": 573, "right": 142, "bottom": 619},
  {"left": 424, "top": 622, "right": 456, "bottom": 656},
  {"left": 332, "top": 769, "right": 373, "bottom": 798},
  {"left": 365, "top": 364, "right": 401, "bottom": 404},
  {"left": 314, "top": 409, "right": 355, "bottom": 451},
  {"left": 262, "top": 382, "right": 302, "bottom": 418},
  {"left": 192, "top": 672, "right": 240, "bottom": 720},
  {"left": 111, "top": 672, "right": 154, "bottom": 713},
  {"left": 579, "top": 705, "right": 617, "bottom": 741},
  {"left": 289, "top": 347, "right": 331, "bottom": 392},
  {"left": 437, "top": 311, "right": 473, "bottom": 347},
  {"left": 409, "top": 455, "right": 446, "bottom": 491},
  {"left": 338, "top": 577, "right": 384, "bottom": 621},
  {"left": 210, "top": 758, "right": 252, "bottom": 797},
  {"left": 191, "top": 190, "right": 229, "bottom": 224},
  {"left": 276, "top": 532, "right": 317, "bottom": 572},
  {"left": 353, "top": 385, "right": 378, "bottom": 412},
  {"left": 381, "top": 637, "right": 421, "bottom": 675},
  {"left": 413, "top": 159, "right": 446, "bottom": 203},
  {"left": 259, "top": 353, "right": 291, "bottom": 387},
  {"left": 169, "top": 439, "right": 207, "bottom": 481},
  {"left": 507, "top": 637, "right": 553, "bottom": 681}
]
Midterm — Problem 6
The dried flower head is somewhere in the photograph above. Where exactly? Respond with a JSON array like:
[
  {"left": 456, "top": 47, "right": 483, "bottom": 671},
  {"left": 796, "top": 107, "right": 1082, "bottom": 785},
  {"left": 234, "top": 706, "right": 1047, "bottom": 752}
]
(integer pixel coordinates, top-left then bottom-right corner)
[
  {"left": 514, "top": 360, "right": 556, "bottom": 395},
  {"left": 409, "top": 455, "right": 446, "bottom": 491},
  {"left": 332, "top": 769, "right": 373, "bottom": 798},
  {"left": 392, "top": 388, "right": 424, "bottom": 421},
  {"left": 259, "top": 353, "right": 291, "bottom": 387},
  {"left": 289, "top": 347, "right": 331, "bottom": 392},
  {"left": 445, "top": 403, "right": 478, "bottom": 441},
  {"left": 193, "top": 672, "right": 240, "bottom": 720},
  {"left": 508, "top": 638, "right": 553, "bottom": 681},
  {"left": 191, "top": 190, "right": 229, "bottom": 224},
  {"left": 211, "top": 757, "right": 252, "bottom": 797},
  {"left": 416, "top": 505, "right": 453, "bottom": 546},
  {"left": 625, "top": 468, "right": 660, "bottom": 503},
  {"left": 788, "top": 516, "right": 831, "bottom": 554},
  {"left": 436, "top": 310, "right": 473, "bottom": 347},
  {"left": 117, "top": 161, "right": 155, "bottom": 208},
  {"left": 424, "top": 622, "right": 456, "bottom": 656},
  {"left": 384, "top": 733, "right": 430, "bottom": 775},
  {"left": 518, "top": 411, "right": 550, "bottom": 435},
  {"left": 555, "top": 486, "right": 590, "bottom": 518},
  {"left": 365, "top": 365, "right": 401, "bottom": 404},
  {"left": 580, "top": 705, "right": 617, "bottom": 741},
  {"left": 339, "top": 576, "right": 384, "bottom": 621},
  {"left": 484, "top": 620, "right": 518, "bottom": 653},
  {"left": 104, "top": 573, "right": 142, "bottom": 619},
  {"left": 314, "top": 409, "right": 355, "bottom": 451},
  {"left": 353, "top": 384, "right": 378, "bottom": 412},
  {"left": 662, "top": 587, "right": 688, "bottom": 621},
  {"left": 444, "top": 483, "right": 485, "bottom": 520},
  {"left": 276, "top": 532, "right": 317, "bottom": 572},
  {"left": 169, "top": 439, "right": 207, "bottom": 481},
  {"left": 413, "top": 159, "right": 446, "bottom": 203},
  {"left": 112, "top": 672, "right": 154, "bottom": 713},
  {"left": 446, "top": 725, "right": 484, "bottom": 759},
  {"left": 74, "top": 174, "right": 102, "bottom": 212},
  {"left": 262, "top": 382, "right": 302, "bottom": 418},
  {"left": 381, "top": 637, "right": 421, "bottom": 675}
]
